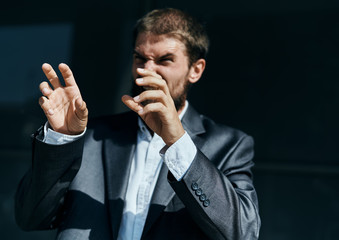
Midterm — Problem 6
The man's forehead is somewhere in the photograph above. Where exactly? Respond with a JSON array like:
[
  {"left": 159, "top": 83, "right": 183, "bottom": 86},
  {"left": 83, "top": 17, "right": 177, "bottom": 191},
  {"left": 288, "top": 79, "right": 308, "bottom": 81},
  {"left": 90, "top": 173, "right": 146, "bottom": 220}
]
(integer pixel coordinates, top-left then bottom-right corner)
[{"left": 134, "top": 32, "right": 187, "bottom": 56}]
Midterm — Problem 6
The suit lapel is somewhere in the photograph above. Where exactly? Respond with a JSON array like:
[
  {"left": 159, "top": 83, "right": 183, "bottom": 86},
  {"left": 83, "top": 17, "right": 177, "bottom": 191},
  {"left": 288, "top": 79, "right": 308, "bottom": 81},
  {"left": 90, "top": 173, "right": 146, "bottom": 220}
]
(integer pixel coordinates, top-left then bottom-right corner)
[
  {"left": 181, "top": 105, "right": 205, "bottom": 138},
  {"left": 103, "top": 112, "right": 138, "bottom": 240},
  {"left": 142, "top": 104, "right": 206, "bottom": 237}
]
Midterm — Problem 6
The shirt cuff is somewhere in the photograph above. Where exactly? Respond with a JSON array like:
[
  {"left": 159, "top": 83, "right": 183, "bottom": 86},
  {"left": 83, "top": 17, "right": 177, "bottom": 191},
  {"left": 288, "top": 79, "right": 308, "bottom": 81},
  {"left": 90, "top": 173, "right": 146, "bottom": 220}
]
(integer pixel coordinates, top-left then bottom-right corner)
[
  {"left": 160, "top": 132, "right": 197, "bottom": 181},
  {"left": 43, "top": 121, "right": 86, "bottom": 145}
]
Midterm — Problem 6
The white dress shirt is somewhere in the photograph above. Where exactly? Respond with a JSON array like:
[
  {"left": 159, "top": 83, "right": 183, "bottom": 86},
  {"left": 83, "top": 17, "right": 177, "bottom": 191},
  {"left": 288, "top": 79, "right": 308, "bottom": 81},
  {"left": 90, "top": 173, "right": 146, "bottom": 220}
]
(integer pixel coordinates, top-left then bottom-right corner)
[{"left": 43, "top": 101, "right": 197, "bottom": 240}]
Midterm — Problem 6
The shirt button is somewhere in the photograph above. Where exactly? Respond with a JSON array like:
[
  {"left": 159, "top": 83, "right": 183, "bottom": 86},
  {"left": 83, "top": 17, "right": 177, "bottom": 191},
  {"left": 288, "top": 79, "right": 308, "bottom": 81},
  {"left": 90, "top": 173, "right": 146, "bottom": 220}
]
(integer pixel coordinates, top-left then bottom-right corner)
[
  {"left": 199, "top": 194, "right": 207, "bottom": 201},
  {"left": 191, "top": 182, "right": 199, "bottom": 191},
  {"left": 195, "top": 188, "right": 202, "bottom": 196},
  {"left": 203, "top": 199, "right": 210, "bottom": 207}
]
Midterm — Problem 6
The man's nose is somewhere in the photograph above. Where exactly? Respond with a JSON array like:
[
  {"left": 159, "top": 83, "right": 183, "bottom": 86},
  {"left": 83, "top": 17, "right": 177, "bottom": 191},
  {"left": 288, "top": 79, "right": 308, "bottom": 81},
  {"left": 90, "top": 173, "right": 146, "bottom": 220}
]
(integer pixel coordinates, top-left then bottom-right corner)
[{"left": 144, "top": 60, "right": 156, "bottom": 71}]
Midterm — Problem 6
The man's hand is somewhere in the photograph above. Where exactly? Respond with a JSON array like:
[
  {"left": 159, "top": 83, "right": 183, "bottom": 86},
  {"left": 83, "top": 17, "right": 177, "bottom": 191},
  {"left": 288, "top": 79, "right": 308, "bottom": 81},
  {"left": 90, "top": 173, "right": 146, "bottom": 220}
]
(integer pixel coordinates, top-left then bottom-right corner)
[
  {"left": 39, "top": 63, "right": 88, "bottom": 135},
  {"left": 122, "top": 68, "right": 185, "bottom": 146}
]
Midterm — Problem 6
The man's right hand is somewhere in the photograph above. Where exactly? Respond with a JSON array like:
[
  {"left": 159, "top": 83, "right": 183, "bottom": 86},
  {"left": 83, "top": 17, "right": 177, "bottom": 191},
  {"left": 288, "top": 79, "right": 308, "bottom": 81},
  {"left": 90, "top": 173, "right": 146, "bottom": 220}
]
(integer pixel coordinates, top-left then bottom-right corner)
[{"left": 39, "top": 63, "right": 88, "bottom": 135}]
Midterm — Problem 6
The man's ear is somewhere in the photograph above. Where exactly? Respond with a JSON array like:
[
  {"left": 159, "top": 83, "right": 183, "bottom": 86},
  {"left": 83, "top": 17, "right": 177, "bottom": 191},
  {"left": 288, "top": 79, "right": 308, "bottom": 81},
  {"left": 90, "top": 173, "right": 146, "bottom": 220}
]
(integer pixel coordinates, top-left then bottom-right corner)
[{"left": 188, "top": 59, "right": 206, "bottom": 84}]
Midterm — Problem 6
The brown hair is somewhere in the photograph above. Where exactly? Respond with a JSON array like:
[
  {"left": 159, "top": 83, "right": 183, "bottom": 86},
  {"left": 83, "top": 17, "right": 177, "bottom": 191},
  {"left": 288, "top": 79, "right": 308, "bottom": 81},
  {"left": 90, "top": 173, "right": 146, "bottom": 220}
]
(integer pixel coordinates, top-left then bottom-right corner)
[{"left": 133, "top": 8, "right": 209, "bottom": 67}]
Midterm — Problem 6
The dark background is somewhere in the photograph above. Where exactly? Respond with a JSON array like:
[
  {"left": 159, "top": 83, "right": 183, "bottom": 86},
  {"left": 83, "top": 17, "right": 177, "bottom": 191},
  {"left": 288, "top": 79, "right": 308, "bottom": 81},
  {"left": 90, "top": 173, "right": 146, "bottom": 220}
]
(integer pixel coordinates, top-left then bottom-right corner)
[{"left": 1, "top": 0, "right": 339, "bottom": 239}]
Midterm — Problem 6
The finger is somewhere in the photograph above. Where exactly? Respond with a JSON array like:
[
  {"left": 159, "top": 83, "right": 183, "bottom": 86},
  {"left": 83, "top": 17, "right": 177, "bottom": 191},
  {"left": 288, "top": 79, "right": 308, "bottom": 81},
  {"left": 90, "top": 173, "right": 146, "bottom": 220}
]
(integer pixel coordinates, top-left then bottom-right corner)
[
  {"left": 39, "top": 81, "right": 54, "bottom": 98},
  {"left": 139, "top": 102, "right": 164, "bottom": 116},
  {"left": 121, "top": 95, "right": 143, "bottom": 113},
  {"left": 59, "top": 63, "right": 77, "bottom": 87},
  {"left": 39, "top": 96, "right": 55, "bottom": 116},
  {"left": 133, "top": 90, "right": 167, "bottom": 105},
  {"left": 135, "top": 77, "right": 169, "bottom": 95},
  {"left": 136, "top": 68, "right": 162, "bottom": 79},
  {"left": 74, "top": 97, "right": 89, "bottom": 120},
  {"left": 42, "top": 63, "right": 62, "bottom": 89}
]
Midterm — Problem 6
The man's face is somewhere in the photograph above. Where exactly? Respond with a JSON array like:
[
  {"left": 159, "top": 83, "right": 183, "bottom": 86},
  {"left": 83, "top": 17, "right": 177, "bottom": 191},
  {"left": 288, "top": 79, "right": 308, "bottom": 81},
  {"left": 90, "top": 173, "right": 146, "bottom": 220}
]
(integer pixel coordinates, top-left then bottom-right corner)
[{"left": 132, "top": 32, "right": 191, "bottom": 111}]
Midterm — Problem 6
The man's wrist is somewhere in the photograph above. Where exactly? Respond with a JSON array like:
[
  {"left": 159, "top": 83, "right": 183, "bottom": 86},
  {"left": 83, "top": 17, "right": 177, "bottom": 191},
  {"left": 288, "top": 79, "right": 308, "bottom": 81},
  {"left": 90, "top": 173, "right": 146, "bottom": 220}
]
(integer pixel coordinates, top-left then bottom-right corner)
[
  {"left": 164, "top": 129, "right": 186, "bottom": 146},
  {"left": 43, "top": 121, "right": 86, "bottom": 145},
  {"left": 160, "top": 132, "right": 197, "bottom": 180}
]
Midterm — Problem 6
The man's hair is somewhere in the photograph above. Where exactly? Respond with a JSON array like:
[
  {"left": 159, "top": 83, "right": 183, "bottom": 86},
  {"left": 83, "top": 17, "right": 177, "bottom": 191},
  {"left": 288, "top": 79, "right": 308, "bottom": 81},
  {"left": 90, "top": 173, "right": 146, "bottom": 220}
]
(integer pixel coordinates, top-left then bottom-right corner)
[{"left": 133, "top": 8, "right": 209, "bottom": 67}]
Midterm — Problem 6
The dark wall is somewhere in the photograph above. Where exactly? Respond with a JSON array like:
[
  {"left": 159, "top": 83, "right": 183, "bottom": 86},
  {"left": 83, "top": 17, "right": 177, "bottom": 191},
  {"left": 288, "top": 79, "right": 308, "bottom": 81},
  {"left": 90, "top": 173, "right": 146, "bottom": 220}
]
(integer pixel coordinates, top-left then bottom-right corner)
[{"left": 1, "top": 0, "right": 339, "bottom": 239}]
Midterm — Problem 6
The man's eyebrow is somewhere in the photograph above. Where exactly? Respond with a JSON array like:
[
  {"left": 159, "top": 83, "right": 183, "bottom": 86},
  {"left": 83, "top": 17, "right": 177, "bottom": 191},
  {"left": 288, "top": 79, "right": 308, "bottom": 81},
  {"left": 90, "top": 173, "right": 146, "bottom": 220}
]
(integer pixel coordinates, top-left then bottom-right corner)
[
  {"left": 133, "top": 50, "right": 175, "bottom": 59},
  {"left": 159, "top": 53, "right": 174, "bottom": 59}
]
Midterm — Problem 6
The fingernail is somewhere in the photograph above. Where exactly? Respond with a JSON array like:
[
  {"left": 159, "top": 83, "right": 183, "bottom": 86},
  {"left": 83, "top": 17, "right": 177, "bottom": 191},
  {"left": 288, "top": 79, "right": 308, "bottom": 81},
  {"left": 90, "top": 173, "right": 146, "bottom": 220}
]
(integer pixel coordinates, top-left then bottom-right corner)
[
  {"left": 136, "top": 78, "right": 144, "bottom": 83},
  {"left": 42, "top": 88, "right": 49, "bottom": 95},
  {"left": 48, "top": 109, "right": 54, "bottom": 115},
  {"left": 133, "top": 95, "right": 140, "bottom": 102},
  {"left": 137, "top": 68, "right": 145, "bottom": 72},
  {"left": 138, "top": 108, "right": 144, "bottom": 114}
]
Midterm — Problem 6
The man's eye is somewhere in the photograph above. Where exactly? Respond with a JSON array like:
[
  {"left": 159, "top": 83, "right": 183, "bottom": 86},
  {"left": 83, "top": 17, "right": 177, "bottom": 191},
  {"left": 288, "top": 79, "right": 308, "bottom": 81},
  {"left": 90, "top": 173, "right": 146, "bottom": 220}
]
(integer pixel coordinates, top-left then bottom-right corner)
[
  {"left": 160, "top": 58, "right": 173, "bottom": 62},
  {"left": 134, "top": 55, "right": 145, "bottom": 62}
]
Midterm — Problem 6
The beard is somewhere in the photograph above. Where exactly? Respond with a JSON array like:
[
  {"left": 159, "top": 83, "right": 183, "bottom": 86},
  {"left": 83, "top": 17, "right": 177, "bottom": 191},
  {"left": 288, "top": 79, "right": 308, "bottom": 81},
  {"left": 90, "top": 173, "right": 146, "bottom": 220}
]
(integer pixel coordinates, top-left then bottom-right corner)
[{"left": 131, "top": 78, "right": 191, "bottom": 112}]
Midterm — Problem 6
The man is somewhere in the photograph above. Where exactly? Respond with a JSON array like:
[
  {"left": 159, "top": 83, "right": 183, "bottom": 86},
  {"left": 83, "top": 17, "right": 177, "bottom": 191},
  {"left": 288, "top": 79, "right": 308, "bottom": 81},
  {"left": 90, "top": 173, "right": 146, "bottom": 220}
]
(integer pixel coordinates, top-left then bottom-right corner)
[{"left": 15, "top": 8, "right": 260, "bottom": 240}]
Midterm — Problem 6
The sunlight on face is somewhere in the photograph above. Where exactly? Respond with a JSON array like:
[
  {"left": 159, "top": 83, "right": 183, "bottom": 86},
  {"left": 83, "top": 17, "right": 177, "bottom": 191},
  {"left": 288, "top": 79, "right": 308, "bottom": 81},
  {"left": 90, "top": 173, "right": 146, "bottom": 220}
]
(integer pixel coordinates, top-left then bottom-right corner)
[{"left": 132, "top": 33, "right": 192, "bottom": 110}]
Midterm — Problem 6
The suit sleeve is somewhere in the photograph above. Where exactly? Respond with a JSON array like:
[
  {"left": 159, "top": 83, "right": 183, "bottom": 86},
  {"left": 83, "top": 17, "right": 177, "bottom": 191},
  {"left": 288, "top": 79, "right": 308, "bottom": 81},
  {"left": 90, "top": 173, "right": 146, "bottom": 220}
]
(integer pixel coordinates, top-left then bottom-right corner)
[
  {"left": 15, "top": 130, "right": 85, "bottom": 231},
  {"left": 168, "top": 135, "right": 260, "bottom": 240}
]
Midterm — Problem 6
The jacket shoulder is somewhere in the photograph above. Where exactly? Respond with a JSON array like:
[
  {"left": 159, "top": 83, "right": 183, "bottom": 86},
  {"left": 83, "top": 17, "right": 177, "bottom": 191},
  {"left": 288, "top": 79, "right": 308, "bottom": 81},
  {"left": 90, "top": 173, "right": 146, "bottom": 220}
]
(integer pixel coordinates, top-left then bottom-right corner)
[
  {"left": 194, "top": 114, "right": 254, "bottom": 163},
  {"left": 200, "top": 114, "right": 250, "bottom": 142}
]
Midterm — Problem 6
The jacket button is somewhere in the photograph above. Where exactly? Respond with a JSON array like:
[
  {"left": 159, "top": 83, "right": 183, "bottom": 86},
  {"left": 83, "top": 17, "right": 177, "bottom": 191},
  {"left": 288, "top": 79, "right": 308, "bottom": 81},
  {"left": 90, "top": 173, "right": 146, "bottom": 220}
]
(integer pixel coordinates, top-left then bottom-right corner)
[
  {"left": 199, "top": 194, "right": 207, "bottom": 201},
  {"left": 191, "top": 182, "right": 199, "bottom": 191},
  {"left": 195, "top": 188, "right": 202, "bottom": 196},
  {"left": 203, "top": 199, "right": 210, "bottom": 207}
]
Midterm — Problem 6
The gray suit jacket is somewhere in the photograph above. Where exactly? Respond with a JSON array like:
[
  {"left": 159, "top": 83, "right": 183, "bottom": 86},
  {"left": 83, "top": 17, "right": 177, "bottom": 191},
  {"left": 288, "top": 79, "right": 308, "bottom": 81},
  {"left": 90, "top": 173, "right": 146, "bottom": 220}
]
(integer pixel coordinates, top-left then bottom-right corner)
[{"left": 15, "top": 105, "right": 260, "bottom": 239}]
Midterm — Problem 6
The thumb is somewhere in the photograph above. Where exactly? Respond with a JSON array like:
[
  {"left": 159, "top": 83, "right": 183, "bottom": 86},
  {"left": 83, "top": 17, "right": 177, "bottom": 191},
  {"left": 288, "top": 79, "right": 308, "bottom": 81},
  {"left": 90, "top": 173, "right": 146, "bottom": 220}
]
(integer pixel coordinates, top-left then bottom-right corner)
[{"left": 75, "top": 96, "right": 88, "bottom": 120}]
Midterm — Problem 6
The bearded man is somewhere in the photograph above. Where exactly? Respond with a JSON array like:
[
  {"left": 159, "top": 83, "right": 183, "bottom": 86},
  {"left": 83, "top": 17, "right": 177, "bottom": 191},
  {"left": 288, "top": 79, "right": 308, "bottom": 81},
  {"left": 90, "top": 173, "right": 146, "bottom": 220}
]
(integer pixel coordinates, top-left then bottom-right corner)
[{"left": 15, "top": 8, "right": 260, "bottom": 240}]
